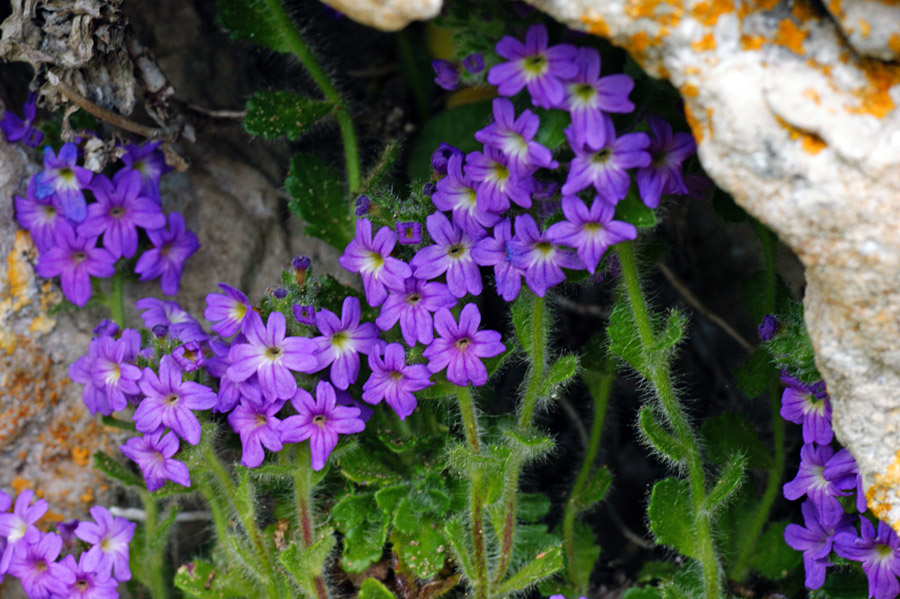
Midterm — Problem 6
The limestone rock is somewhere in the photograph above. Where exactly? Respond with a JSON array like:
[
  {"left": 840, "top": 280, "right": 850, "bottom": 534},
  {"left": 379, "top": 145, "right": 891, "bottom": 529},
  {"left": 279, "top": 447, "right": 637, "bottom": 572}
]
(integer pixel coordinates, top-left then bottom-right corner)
[
  {"left": 318, "top": 0, "right": 442, "bottom": 31},
  {"left": 519, "top": 0, "right": 900, "bottom": 530},
  {"left": 823, "top": 0, "right": 900, "bottom": 62}
]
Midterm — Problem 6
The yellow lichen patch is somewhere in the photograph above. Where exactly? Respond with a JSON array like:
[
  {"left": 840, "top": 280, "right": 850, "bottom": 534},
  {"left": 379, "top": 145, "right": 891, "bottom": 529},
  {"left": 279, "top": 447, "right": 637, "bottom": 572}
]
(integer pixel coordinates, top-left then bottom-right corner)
[
  {"left": 629, "top": 30, "right": 655, "bottom": 54},
  {"left": 858, "top": 18, "right": 871, "bottom": 38},
  {"left": 741, "top": 34, "right": 765, "bottom": 50},
  {"left": 682, "top": 83, "right": 700, "bottom": 97},
  {"left": 867, "top": 450, "right": 900, "bottom": 529},
  {"left": 81, "top": 487, "right": 94, "bottom": 504},
  {"left": 624, "top": 0, "right": 684, "bottom": 27},
  {"left": 692, "top": 33, "right": 717, "bottom": 51},
  {"left": 72, "top": 446, "right": 91, "bottom": 467},
  {"left": 12, "top": 477, "right": 31, "bottom": 494},
  {"left": 774, "top": 114, "right": 827, "bottom": 154},
  {"left": 685, "top": 104, "right": 704, "bottom": 142},
  {"left": 29, "top": 313, "right": 55, "bottom": 335},
  {"left": 847, "top": 60, "right": 899, "bottom": 118},
  {"left": 776, "top": 19, "right": 808, "bottom": 54},
  {"left": 5, "top": 230, "right": 37, "bottom": 311},
  {"left": 791, "top": 0, "right": 818, "bottom": 23},
  {"left": 691, "top": 0, "right": 734, "bottom": 26},
  {"left": 890, "top": 33, "right": 900, "bottom": 55},
  {"left": 828, "top": 0, "right": 843, "bottom": 18},
  {"left": 580, "top": 10, "right": 611, "bottom": 37},
  {"left": 803, "top": 88, "right": 821, "bottom": 104},
  {"left": 705, "top": 107, "right": 715, "bottom": 138},
  {"left": 42, "top": 510, "right": 64, "bottom": 524}
]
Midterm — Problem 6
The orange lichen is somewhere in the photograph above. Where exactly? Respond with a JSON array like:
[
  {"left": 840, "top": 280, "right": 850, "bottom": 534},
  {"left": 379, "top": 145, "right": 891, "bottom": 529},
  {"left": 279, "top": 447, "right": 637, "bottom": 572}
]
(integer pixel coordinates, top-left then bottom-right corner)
[
  {"left": 803, "top": 88, "right": 821, "bottom": 104},
  {"left": 682, "top": 83, "right": 700, "bottom": 97},
  {"left": 580, "top": 10, "right": 611, "bottom": 37},
  {"left": 684, "top": 104, "right": 704, "bottom": 142},
  {"left": 692, "top": 33, "right": 717, "bottom": 51},
  {"left": 741, "top": 34, "right": 765, "bottom": 50},
  {"left": 868, "top": 450, "right": 900, "bottom": 530},
  {"left": 757, "top": 0, "right": 781, "bottom": 11},
  {"left": 791, "top": 0, "right": 818, "bottom": 22},
  {"left": 858, "top": 19, "right": 871, "bottom": 38},
  {"left": 12, "top": 477, "right": 31, "bottom": 494},
  {"left": 705, "top": 107, "right": 715, "bottom": 139},
  {"left": 72, "top": 446, "right": 91, "bottom": 467},
  {"left": 847, "top": 60, "right": 899, "bottom": 118},
  {"left": 629, "top": 31, "right": 655, "bottom": 53},
  {"left": 81, "top": 487, "right": 94, "bottom": 504},
  {"left": 775, "top": 114, "right": 827, "bottom": 154},
  {"left": 691, "top": 0, "right": 734, "bottom": 26},
  {"left": 828, "top": 0, "right": 843, "bottom": 18},
  {"left": 890, "top": 33, "right": 900, "bottom": 55},
  {"left": 775, "top": 19, "right": 808, "bottom": 54},
  {"left": 624, "top": 0, "right": 683, "bottom": 27}
]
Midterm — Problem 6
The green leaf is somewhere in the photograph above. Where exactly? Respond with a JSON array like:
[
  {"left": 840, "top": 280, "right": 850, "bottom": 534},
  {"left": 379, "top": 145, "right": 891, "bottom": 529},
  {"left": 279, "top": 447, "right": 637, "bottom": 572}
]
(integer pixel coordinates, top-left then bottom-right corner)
[
  {"left": 442, "top": 517, "right": 475, "bottom": 580},
  {"left": 93, "top": 451, "right": 141, "bottom": 487},
  {"left": 216, "top": 0, "right": 290, "bottom": 53},
  {"left": 614, "top": 188, "right": 657, "bottom": 229},
  {"left": 636, "top": 561, "right": 678, "bottom": 584},
  {"left": 332, "top": 494, "right": 371, "bottom": 531},
  {"left": 542, "top": 354, "right": 579, "bottom": 393},
  {"left": 174, "top": 559, "right": 253, "bottom": 599},
  {"left": 647, "top": 478, "right": 697, "bottom": 559},
  {"left": 568, "top": 520, "right": 601, "bottom": 591},
  {"left": 419, "top": 377, "right": 457, "bottom": 399},
  {"left": 244, "top": 90, "right": 333, "bottom": 140},
  {"left": 817, "top": 565, "right": 869, "bottom": 598},
  {"left": 701, "top": 412, "right": 772, "bottom": 470},
  {"left": 518, "top": 493, "right": 551, "bottom": 523},
  {"left": 342, "top": 518, "right": 387, "bottom": 574},
  {"left": 279, "top": 530, "right": 336, "bottom": 594},
  {"left": 652, "top": 310, "right": 686, "bottom": 353},
  {"left": 483, "top": 345, "right": 514, "bottom": 379},
  {"left": 511, "top": 292, "right": 534, "bottom": 356},
  {"left": 100, "top": 415, "right": 135, "bottom": 431},
  {"left": 394, "top": 522, "right": 447, "bottom": 579},
  {"left": 607, "top": 301, "right": 647, "bottom": 376},
  {"left": 285, "top": 154, "right": 353, "bottom": 250},
  {"left": 151, "top": 506, "right": 180, "bottom": 551},
  {"left": 337, "top": 444, "right": 402, "bottom": 485},
  {"left": 623, "top": 588, "right": 663, "bottom": 599},
  {"left": 358, "top": 578, "right": 398, "bottom": 599},
  {"left": 741, "top": 270, "right": 791, "bottom": 324},
  {"left": 408, "top": 102, "right": 490, "bottom": 180},
  {"left": 734, "top": 348, "right": 772, "bottom": 398},
  {"left": 374, "top": 485, "right": 407, "bottom": 515},
  {"left": 748, "top": 521, "right": 801, "bottom": 580},
  {"left": 534, "top": 108, "right": 570, "bottom": 150},
  {"left": 705, "top": 455, "right": 745, "bottom": 511},
  {"left": 495, "top": 545, "right": 564, "bottom": 596},
  {"left": 639, "top": 407, "right": 686, "bottom": 463},
  {"left": 362, "top": 141, "right": 401, "bottom": 192},
  {"left": 570, "top": 467, "right": 612, "bottom": 513}
]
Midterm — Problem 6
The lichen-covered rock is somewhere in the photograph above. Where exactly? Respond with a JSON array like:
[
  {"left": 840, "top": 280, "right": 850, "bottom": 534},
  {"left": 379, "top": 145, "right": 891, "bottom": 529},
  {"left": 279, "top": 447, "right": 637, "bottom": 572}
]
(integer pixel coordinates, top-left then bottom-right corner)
[
  {"left": 822, "top": 0, "right": 900, "bottom": 62},
  {"left": 518, "top": 0, "right": 900, "bottom": 530},
  {"left": 318, "top": 0, "right": 442, "bottom": 31}
]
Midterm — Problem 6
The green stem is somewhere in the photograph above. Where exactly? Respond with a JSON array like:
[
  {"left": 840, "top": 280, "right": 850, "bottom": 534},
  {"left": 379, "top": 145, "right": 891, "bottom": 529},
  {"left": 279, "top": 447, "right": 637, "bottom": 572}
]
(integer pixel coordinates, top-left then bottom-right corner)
[
  {"left": 562, "top": 357, "right": 614, "bottom": 592},
  {"left": 396, "top": 28, "right": 430, "bottom": 121},
  {"left": 264, "top": 0, "right": 361, "bottom": 192},
  {"left": 616, "top": 241, "right": 722, "bottom": 599},
  {"left": 139, "top": 490, "right": 168, "bottom": 599},
  {"left": 494, "top": 294, "right": 547, "bottom": 583},
  {"left": 291, "top": 446, "right": 329, "bottom": 599},
  {"left": 201, "top": 438, "right": 280, "bottom": 599},
  {"left": 456, "top": 386, "right": 488, "bottom": 599},
  {"left": 197, "top": 476, "right": 230, "bottom": 545},
  {"left": 108, "top": 269, "right": 126, "bottom": 328}
]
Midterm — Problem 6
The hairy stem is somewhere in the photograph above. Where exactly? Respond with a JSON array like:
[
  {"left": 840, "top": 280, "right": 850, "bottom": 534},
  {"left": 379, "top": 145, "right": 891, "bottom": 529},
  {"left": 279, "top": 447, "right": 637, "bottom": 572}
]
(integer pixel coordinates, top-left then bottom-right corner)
[
  {"left": 290, "top": 446, "right": 329, "bottom": 599},
  {"left": 456, "top": 386, "right": 488, "bottom": 599},
  {"left": 494, "top": 294, "right": 547, "bottom": 582},
  {"left": 139, "top": 490, "right": 168, "bottom": 599},
  {"left": 562, "top": 356, "right": 614, "bottom": 592},
  {"left": 108, "top": 269, "right": 126, "bottom": 329},
  {"left": 264, "top": 0, "right": 361, "bottom": 193},
  {"left": 616, "top": 241, "right": 722, "bottom": 599}
]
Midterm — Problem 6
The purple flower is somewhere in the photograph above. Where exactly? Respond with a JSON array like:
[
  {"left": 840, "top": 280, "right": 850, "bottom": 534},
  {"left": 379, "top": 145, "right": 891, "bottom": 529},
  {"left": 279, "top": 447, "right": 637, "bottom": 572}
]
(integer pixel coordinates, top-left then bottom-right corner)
[
  {"left": 34, "top": 144, "right": 93, "bottom": 222},
  {"left": 0, "top": 489, "right": 48, "bottom": 575},
  {"left": 465, "top": 147, "right": 534, "bottom": 213},
  {"left": 474, "top": 98, "right": 557, "bottom": 177},
  {"left": 88, "top": 331, "right": 143, "bottom": 413},
  {"left": 134, "top": 212, "right": 200, "bottom": 295},
  {"left": 780, "top": 374, "right": 832, "bottom": 444},
  {"left": 120, "top": 431, "right": 191, "bottom": 492},
  {"left": 14, "top": 175, "right": 66, "bottom": 253},
  {"left": 562, "top": 47, "right": 635, "bottom": 149},
  {"left": 635, "top": 115, "right": 697, "bottom": 209},
  {"left": 74, "top": 506, "right": 135, "bottom": 582},
  {"left": 70, "top": 342, "right": 114, "bottom": 416},
  {"left": 338, "top": 219, "right": 412, "bottom": 307},
  {"left": 57, "top": 553, "right": 119, "bottom": 599},
  {"left": 205, "top": 283, "right": 253, "bottom": 337},
  {"left": 312, "top": 296, "right": 382, "bottom": 390},
  {"left": 423, "top": 303, "right": 505, "bottom": 387},
  {"left": 363, "top": 343, "right": 432, "bottom": 420},
  {"left": 152, "top": 324, "right": 169, "bottom": 338},
  {"left": 834, "top": 518, "right": 900, "bottom": 599},
  {"left": 7, "top": 532, "right": 74, "bottom": 599},
  {"left": 354, "top": 195, "right": 371, "bottom": 216},
  {"left": 472, "top": 219, "right": 524, "bottom": 302},
  {"left": 34, "top": 222, "right": 116, "bottom": 307},
  {"left": 508, "top": 214, "right": 583, "bottom": 297},
  {"left": 279, "top": 381, "right": 366, "bottom": 471},
  {"left": 561, "top": 122, "right": 650, "bottom": 203},
  {"left": 134, "top": 355, "right": 217, "bottom": 445},
  {"left": 488, "top": 24, "right": 578, "bottom": 109},
  {"left": 1, "top": 92, "right": 44, "bottom": 147},
  {"left": 135, "top": 297, "right": 206, "bottom": 342},
  {"left": 273, "top": 287, "right": 288, "bottom": 299},
  {"left": 462, "top": 53, "right": 485, "bottom": 74},
  {"left": 423, "top": 182, "right": 437, "bottom": 197},
  {"left": 783, "top": 443, "right": 854, "bottom": 523},
  {"left": 376, "top": 276, "right": 456, "bottom": 347},
  {"left": 432, "top": 60, "right": 460, "bottom": 91},
  {"left": 432, "top": 153, "right": 502, "bottom": 240},
  {"left": 432, "top": 142, "right": 464, "bottom": 177},
  {"left": 410, "top": 211, "right": 482, "bottom": 298},
  {"left": 546, "top": 195, "right": 636, "bottom": 274},
  {"left": 293, "top": 305, "right": 317, "bottom": 326},
  {"left": 172, "top": 341, "right": 206, "bottom": 373},
  {"left": 92, "top": 319, "right": 120, "bottom": 338},
  {"left": 228, "top": 398, "right": 285, "bottom": 468},
  {"left": 119, "top": 141, "right": 171, "bottom": 204},
  {"left": 292, "top": 255, "right": 312, "bottom": 286},
  {"left": 759, "top": 314, "right": 778, "bottom": 341},
  {"left": 784, "top": 500, "right": 854, "bottom": 590},
  {"left": 397, "top": 222, "right": 422, "bottom": 245},
  {"left": 824, "top": 448, "right": 868, "bottom": 513},
  {"left": 227, "top": 310, "right": 318, "bottom": 401},
  {"left": 78, "top": 171, "right": 166, "bottom": 259}
]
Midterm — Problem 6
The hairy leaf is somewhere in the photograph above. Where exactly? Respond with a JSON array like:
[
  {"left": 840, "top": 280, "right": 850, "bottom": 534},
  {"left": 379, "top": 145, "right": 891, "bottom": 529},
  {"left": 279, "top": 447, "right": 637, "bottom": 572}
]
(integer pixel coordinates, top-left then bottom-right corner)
[
  {"left": 647, "top": 478, "right": 697, "bottom": 559},
  {"left": 174, "top": 559, "right": 253, "bottom": 599},
  {"left": 495, "top": 545, "right": 564, "bottom": 595},
  {"left": 93, "top": 450, "right": 142, "bottom": 488},
  {"left": 614, "top": 188, "right": 657, "bottom": 229},
  {"left": 607, "top": 301, "right": 647, "bottom": 376},
  {"left": 285, "top": 154, "right": 353, "bottom": 250},
  {"left": 542, "top": 354, "right": 579, "bottom": 393},
  {"left": 639, "top": 407, "right": 686, "bottom": 463},
  {"left": 701, "top": 412, "right": 772, "bottom": 470},
  {"left": 748, "top": 521, "right": 801, "bottom": 580},
  {"left": 705, "top": 455, "right": 745, "bottom": 511},
  {"left": 244, "top": 90, "right": 333, "bottom": 140},
  {"left": 217, "top": 0, "right": 290, "bottom": 53},
  {"left": 359, "top": 578, "right": 398, "bottom": 599}
]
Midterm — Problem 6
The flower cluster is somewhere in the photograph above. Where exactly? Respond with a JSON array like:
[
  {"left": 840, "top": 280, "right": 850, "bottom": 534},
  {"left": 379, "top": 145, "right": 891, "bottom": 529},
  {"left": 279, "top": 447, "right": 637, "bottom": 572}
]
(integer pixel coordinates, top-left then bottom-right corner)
[
  {"left": 0, "top": 488, "right": 133, "bottom": 599},
  {"left": 776, "top": 343, "right": 900, "bottom": 599},
  {"left": 13, "top": 137, "right": 198, "bottom": 306}
]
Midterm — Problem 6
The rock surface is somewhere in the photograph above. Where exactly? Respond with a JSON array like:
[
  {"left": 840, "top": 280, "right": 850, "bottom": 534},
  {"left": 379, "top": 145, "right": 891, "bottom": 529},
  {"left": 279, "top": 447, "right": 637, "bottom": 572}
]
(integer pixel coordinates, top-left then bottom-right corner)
[{"left": 318, "top": 0, "right": 442, "bottom": 31}]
